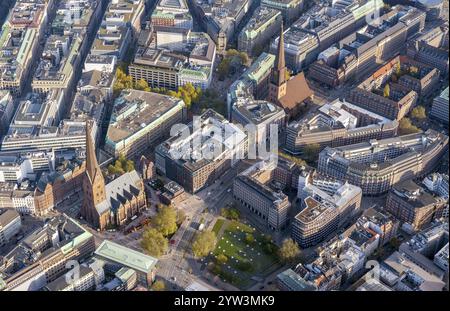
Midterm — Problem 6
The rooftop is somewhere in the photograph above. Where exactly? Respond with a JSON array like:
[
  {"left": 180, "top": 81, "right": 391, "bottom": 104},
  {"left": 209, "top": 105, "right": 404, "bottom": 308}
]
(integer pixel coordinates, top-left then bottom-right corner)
[
  {"left": 95, "top": 240, "right": 158, "bottom": 274},
  {"left": 106, "top": 89, "right": 184, "bottom": 143}
]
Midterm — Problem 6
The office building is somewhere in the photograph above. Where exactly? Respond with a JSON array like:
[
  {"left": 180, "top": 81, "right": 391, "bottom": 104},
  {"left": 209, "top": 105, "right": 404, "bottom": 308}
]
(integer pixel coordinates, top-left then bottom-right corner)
[
  {"left": 130, "top": 32, "right": 216, "bottom": 90},
  {"left": 0, "top": 91, "right": 14, "bottom": 135},
  {"left": 318, "top": 130, "right": 449, "bottom": 195},
  {"left": 227, "top": 52, "right": 276, "bottom": 114},
  {"left": 0, "top": 209, "right": 21, "bottom": 247},
  {"left": 0, "top": 215, "right": 96, "bottom": 291},
  {"left": 156, "top": 109, "right": 247, "bottom": 193},
  {"left": 1, "top": 120, "right": 87, "bottom": 153},
  {"left": 233, "top": 160, "right": 294, "bottom": 231},
  {"left": 81, "top": 122, "right": 147, "bottom": 231},
  {"left": 94, "top": 240, "right": 158, "bottom": 286},
  {"left": 0, "top": 0, "right": 52, "bottom": 96},
  {"left": 105, "top": 89, "right": 186, "bottom": 158},
  {"left": 151, "top": 0, "right": 193, "bottom": 30},
  {"left": 293, "top": 172, "right": 362, "bottom": 247},
  {"left": 399, "top": 221, "right": 448, "bottom": 280},
  {"left": 231, "top": 98, "right": 286, "bottom": 146},
  {"left": 261, "top": 0, "right": 304, "bottom": 25},
  {"left": 284, "top": 99, "right": 399, "bottom": 155},
  {"left": 90, "top": 0, "right": 145, "bottom": 60},
  {"left": 430, "top": 87, "right": 449, "bottom": 124},
  {"left": 309, "top": 6, "right": 426, "bottom": 86},
  {"left": 238, "top": 6, "right": 283, "bottom": 55},
  {"left": 382, "top": 251, "right": 446, "bottom": 291},
  {"left": 270, "top": 0, "right": 384, "bottom": 71},
  {"left": 346, "top": 57, "right": 434, "bottom": 120},
  {"left": 386, "top": 180, "right": 446, "bottom": 231},
  {"left": 188, "top": 0, "right": 255, "bottom": 51}
]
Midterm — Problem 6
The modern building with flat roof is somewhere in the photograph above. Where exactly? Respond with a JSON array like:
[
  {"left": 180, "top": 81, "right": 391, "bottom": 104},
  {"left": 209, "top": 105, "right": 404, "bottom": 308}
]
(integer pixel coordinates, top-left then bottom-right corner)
[
  {"left": 261, "top": 0, "right": 304, "bottom": 25},
  {"left": 105, "top": 89, "right": 186, "bottom": 158},
  {"left": 94, "top": 240, "right": 158, "bottom": 286},
  {"left": 309, "top": 6, "right": 426, "bottom": 87},
  {"left": 284, "top": 99, "right": 399, "bottom": 155},
  {"left": 0, "top": 0, "right": 51, "bottom": 96},
  {"left": 0, "top": 215, "right": 96, "bottom": 291},
  {"left": 238, "top": 6, "right": 283, "bottom": 55},
  {"left": 188, "top": 0, "right": 255, "bottom": 51},
  {"left": 293, "top": 172, "right": 362, "bottom": 247},
  {"left": 318, "top": 130, "right": 449, "bottom": 195},
  {"left": 233, "top": 160, "right": 294, "bottom": 231},
  {"left": 431, "top": 87, "right": 449, "bottom": 124},
  {"left": 156, "top": 109, "right": 247, "bottom": 193}
]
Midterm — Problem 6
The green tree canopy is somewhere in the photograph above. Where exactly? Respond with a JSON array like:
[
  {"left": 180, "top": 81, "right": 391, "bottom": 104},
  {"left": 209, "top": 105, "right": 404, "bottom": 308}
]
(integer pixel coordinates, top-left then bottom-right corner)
[
  {"left": 151, "top": 205, "right": 178, "bottom": 237},
  {"left": 216, "top": 254, "right": 228, "bottom": 265},
  {"left": 141, "top": 228, "right": 168, "bottom": 257},
  {"left": 192, "top": 231, "right": 217, "bottom": 258}
]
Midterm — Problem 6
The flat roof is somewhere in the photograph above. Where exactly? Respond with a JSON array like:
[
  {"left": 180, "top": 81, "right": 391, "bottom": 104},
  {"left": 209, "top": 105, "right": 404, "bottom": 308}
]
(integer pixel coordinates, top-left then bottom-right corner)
[{"left": 95, "top": 240, "right": 158, "bottom": 274}]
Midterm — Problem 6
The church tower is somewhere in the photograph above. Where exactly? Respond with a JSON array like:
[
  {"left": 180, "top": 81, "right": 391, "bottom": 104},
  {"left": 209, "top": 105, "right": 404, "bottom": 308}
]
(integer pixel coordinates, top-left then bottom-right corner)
[
  {"left": 268, "top": 24, "right": 288, "bottom": 103},
  {"left": 81, "top": 121, "right": 107, "bottom": 229}
]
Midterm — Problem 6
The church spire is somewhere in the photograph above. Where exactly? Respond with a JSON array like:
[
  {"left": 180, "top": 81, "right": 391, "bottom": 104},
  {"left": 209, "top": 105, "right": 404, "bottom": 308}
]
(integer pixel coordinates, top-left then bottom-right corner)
[
  {"left": 271, "top": 24, "right": 287, "bottom": 86},
  {"left": 85, "top": 120, "right": 100, "bottom": 181},
  {"left": 276, "top": 23, "right": 285, "bottom": 71}
]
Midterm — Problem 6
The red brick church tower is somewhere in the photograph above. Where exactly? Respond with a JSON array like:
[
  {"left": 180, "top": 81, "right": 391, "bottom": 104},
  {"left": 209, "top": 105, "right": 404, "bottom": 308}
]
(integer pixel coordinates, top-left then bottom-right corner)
[
  {"left": 268, "top": 24, "right": 288, "bottom": 104},
  {"left": 81, "top": 121, "right": 108, "bottom": 230}
]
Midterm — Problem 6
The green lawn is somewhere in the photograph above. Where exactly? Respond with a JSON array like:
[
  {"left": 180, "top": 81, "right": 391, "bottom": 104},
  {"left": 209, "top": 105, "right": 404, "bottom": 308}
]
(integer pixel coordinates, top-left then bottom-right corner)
[
  {"left": 210, "top": 220, "right": 279, "bottom": 289},
  {"left": 212, "top": 218, "right": 225, "bottom": 236}
]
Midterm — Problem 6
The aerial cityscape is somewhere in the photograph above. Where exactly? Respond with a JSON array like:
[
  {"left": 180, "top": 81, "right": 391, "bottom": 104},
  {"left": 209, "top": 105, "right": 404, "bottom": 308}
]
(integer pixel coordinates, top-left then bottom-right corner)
[{"left": 0, "top": 0, "right": 448, "bottom": 294}]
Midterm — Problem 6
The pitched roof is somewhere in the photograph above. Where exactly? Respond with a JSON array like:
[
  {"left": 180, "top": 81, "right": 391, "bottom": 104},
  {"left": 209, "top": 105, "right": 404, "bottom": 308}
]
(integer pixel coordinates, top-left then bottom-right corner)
[{"left": 278, "top": 72, "right": 313, "bottom": 110}]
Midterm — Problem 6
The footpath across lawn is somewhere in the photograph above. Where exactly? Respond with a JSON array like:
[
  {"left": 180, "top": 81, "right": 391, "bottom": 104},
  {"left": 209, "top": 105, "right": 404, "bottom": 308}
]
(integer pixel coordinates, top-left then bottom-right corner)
[{"left": 209, "top": 220, "right": 280, "bottom": 289}]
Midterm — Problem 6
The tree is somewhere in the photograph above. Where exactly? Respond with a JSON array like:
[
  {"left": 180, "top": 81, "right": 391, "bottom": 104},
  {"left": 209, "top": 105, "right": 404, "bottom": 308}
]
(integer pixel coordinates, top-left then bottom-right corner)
[
  {"left": 176, "top": 209, "right": 186, "bottom": 226},
  {"left": 192, "top": 231, "right": 216, "bottom": 258},
  {"left": 303, "top": 143, "right": 321, "bottom": 162},
  {"left": 389, "top": 237, "right": 401, "bottom": 250},
  {"left": 135, "top": 79, "right": 151, "bottom": 92},
  {"left": 218, "top": 58, "right": 231, "bottom": 80},
  {"left": 278, "top": 151, "right": 307, "bottom": 167},
  {"left": 410, "top": 106, "right": 426, "bottom": 121},
  {"left": 245, "top": 233, "right": 255, "bottom": 244},
  {"left": 398, "top": 118, "right": 421, "bottom": 135},
  {"left": 216, "top": 254, "right": 228, "bottom": 265},
  {"left": 151, "top": 205, "right": 178, "bottom": 237},
  {"left": 239, "top": 51, "right": 249, "bottom": 65},
  {"left": 141, "top": 228, "right": 168, "bottom": 257},
  {"left": 383, "top": 84, "right": 390, "bottom": 98},
  {"left": 278, "top": 238, "right": 301, "bottom": 263},
  {"left": 150, "top": 280, "right": 166, "bottom": 291}
]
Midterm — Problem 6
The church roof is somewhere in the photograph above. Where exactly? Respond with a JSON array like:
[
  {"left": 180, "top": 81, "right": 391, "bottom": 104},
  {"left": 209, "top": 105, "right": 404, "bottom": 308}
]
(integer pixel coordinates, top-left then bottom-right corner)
[
  {"left": 95, "top": 170, "right": 143, "bottom": 214},
  {"left": 278, "top": 72, "right": 313, "bottom": 110}
]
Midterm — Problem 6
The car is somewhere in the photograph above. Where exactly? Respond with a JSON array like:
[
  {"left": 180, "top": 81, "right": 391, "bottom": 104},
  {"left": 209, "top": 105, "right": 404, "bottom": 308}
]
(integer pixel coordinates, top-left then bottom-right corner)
[{"left": 170, "top": 239, "right": 176, "bottom": 245}]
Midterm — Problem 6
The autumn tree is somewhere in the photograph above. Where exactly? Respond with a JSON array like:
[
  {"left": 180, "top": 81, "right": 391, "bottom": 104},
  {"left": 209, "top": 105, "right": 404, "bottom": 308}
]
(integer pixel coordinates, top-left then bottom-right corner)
[
  {"left": 410, "top": 106, "right": 426, "bottom": 121},
  {"left": 150, "top": 280, "right": 166, "bottom": 291},
  {"left": 141, "top": 228, "right": 168, "bottom": 257},
  {"left": 278, "top": 238, "right": 301, "bottom": 263},
  {"left": 151, "top": 205, "right": 178, "bottom": 237},
  {"left": 216, "top": 254, "right": 228, "bottom": 265},
  {"left": 135, "top": 79, "right": 151, "bottom": 92},
  {"left": 398, "top": 118, "right": 421, "bottom": 135},
  {"left": 383, "top": 84, "right": 390, "bottom": 98},
  {"left": 192, "top": 231, "right": 217, "bottom": 258}
]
